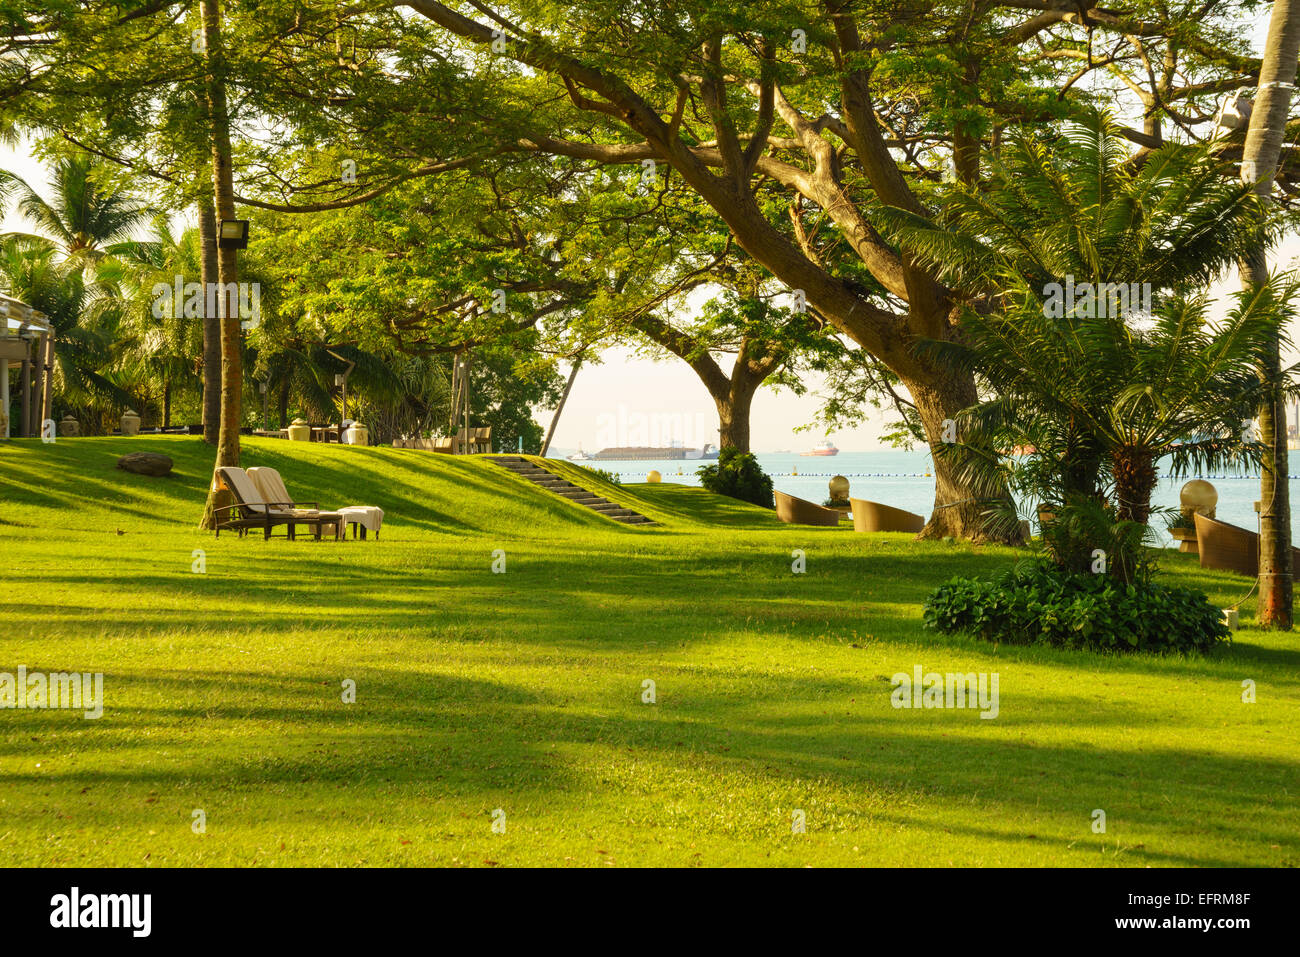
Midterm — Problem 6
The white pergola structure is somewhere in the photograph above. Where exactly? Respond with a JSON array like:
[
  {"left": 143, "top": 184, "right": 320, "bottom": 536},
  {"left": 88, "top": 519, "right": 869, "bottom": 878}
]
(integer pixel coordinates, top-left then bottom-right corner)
[{"left": 1, "top": 295, "right": 54, "bottom": 439}]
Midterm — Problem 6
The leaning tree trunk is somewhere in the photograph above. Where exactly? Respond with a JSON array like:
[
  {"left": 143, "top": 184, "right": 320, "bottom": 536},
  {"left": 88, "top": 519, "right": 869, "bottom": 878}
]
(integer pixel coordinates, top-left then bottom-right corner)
[
  {"left": 198, "top": 198, "right": 220, "bottom": 444},
  {"left": 907, "top": 368, "right": 1017, "bottom": 542},
  {"left": 1239, "top": 0, "right": 1300, "bottom": 629},
  {"left": 198, "top": 0, "right": 243, "bottom": 531}
]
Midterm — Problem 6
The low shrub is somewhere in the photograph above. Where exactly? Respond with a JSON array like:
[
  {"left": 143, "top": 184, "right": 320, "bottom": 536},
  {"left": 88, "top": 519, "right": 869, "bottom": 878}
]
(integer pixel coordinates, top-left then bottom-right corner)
[
  {"left": 575, "top": 466, "right": 622, "bottom": 485},
  {"left": 696, "top": 447, "right": 774, "bottom": 509},
  {"left": 923, "top": 561, "right": 1229, "bottom": 653}
]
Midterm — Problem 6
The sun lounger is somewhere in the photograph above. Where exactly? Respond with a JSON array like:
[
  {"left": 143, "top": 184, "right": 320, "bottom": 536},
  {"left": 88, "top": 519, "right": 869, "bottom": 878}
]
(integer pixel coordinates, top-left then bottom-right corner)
[
  {"left": 774, "top": 490, "right": 842, "bottom": 527},
  {"left": 249, "top": 466, "right": 382, "bottom": 542},
  {"left": 1193, "top": 512, "right": 1300, "bottom": 578},
  {"left": 212, "top": 466, "right": 341, "bottom": 540},
  {"left": 850, "top": 498, "right": 926, "bottom": 534}
]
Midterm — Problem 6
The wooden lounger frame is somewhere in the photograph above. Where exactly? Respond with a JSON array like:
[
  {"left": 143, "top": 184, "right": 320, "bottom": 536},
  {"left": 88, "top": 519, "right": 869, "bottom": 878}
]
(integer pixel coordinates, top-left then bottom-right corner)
[{"left": 212, "top": 467, "right": 342, "bottom": 540}]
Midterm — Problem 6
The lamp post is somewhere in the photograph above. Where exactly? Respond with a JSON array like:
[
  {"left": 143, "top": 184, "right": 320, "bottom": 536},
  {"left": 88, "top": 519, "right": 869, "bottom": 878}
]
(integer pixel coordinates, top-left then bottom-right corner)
[
  {"left": 324, "top": 349, "right": 356, "bottom": 443},
  {"left": 259, "top": 379, "right": 269, "bottom": 432}
]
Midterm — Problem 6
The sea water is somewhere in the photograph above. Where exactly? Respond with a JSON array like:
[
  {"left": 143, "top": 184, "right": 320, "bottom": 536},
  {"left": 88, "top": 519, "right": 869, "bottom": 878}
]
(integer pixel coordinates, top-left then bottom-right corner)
[{"left": 551, "top": 449, "right": 1299, "bottom": 546}]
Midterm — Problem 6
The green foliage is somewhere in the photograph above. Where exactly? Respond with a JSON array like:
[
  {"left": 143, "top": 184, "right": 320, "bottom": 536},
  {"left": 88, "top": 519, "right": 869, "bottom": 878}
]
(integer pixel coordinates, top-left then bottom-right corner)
[
  {"left": 924, "top": 561, "right": 1230, "bottom": 654},
  {"left": 886, "top": 111, "right": 1273, "bottom": 297},
  {"left": 1038, "top": 497, "right": 1157, "bottom": 587},
  {"left": 696, "top": 446, "right": 773, "bottom": 509}
]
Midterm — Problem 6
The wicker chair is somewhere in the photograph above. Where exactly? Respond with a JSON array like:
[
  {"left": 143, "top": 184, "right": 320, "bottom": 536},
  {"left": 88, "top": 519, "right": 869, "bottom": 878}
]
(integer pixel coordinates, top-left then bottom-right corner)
[
  {"left": 850, "top": 498, "right": 925, "bottom": 534},
  {"left": 774, "top": 490, "right": 842, "bottom": 527},
  {"left": 1193, "top": 513, "right": 1257, "bottom": 577}
]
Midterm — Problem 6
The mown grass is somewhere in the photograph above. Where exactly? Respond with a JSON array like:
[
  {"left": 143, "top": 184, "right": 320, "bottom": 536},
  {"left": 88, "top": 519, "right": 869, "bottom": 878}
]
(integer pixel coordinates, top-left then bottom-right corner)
[{"left": 0, "top": 436, "right": 1296, "bottom": 867}]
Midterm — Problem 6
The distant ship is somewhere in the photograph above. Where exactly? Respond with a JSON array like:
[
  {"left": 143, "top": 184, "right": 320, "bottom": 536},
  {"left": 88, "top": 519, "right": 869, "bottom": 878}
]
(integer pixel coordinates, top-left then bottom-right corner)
[
  {"left": 567, "top": 445, "right": 592, "bottom": 461},
  {"left": 592, "top": 443, "right": 719, "bottom": 461},
  {"left": 686, "top": 443, "right": 719, "bottom": 460},
  {"left": 801, "top": 440, "right": 839, "bottom": 457}
]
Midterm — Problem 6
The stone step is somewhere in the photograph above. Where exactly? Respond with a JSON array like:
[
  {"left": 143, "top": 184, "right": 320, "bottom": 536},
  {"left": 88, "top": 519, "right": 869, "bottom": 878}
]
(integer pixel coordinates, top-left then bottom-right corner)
[{"left": 489, "top": 458, "right": 657, "bottom": 527}]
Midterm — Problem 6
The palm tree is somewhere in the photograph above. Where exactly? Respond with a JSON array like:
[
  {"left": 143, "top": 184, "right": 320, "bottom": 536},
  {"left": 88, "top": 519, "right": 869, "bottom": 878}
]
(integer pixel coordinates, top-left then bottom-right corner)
[
  {"left": 1237, "top": 0, "right": 1300, "bottom": 629},
  {"left": 104, "top": 215, "right": 205, "bottom": 426},
  {"left": 922, "top": 279, "right": 1293, "bottom": 530},
  {"left": 886, "top": 111, "right": 1269, "bottom": 306},
  {"left": 0, "top": 238, "right": 129, "bottom": 422},
  {"left": 0, "top": 154, "right": 153, "bottom": 267}
]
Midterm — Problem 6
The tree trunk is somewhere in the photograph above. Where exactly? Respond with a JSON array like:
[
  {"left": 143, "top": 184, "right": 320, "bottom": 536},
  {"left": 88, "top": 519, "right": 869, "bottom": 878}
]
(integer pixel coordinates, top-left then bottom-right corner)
[
  {"left": 715, "top": 374, "right": 758, "bottom": 453},
  {"left": 1112, "top": 449, "right": 1157, "bottom": 524},
  {"left": 198, "top": 0, "right": 242, "bottom": 530},
  {"left": 163, "top": 379, "right": 171, "bottom": 428},
  {"left": 540, "top": 360, "right": 579, "bottom": 457},
  {"left": 908, "top": 370, "right": 1015, "bottom": 541},
  {"left": 198, "top": 198, "right": 220, "bottom": 444},
  {"left": 278, "top": 377, "right": 291, "bottom": 429},
  {"left": 1239, "top": 0, "right": 1300, "bottom": 629}
]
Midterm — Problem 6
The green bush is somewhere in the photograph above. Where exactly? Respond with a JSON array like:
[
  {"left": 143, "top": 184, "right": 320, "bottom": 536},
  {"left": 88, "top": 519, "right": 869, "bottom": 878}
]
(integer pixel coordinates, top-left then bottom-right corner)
[
  {"left": 696, "top": 447, "right": 774, "bottom": 509},
  {"left": 575, "top": 465, "right": 622, "bottom": 486},
  {"left": 923, "top": 561, "right": 1229, "bottom": 653}
]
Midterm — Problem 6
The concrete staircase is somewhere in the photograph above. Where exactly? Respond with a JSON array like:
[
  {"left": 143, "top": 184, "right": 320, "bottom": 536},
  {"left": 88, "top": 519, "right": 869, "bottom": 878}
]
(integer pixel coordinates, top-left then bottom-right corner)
[{"left": 491, "top": 456, "right": 657, "bottom": 526}]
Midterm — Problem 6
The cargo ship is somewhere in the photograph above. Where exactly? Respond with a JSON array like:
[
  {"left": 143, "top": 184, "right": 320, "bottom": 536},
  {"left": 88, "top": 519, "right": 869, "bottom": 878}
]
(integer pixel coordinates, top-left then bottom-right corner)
[
  {"left": 592, "top": 443, "right": 719, "bottom": 461},
  {"left": 800, "top": 440, "right": 839, "bottom": 456}
]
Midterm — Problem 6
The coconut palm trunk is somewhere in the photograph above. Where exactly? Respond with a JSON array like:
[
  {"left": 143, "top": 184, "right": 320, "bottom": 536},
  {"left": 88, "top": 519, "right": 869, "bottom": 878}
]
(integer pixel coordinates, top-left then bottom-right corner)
[
  {"left": 1239, "top": 0, "right": 1300, "bottom": 629},
  {"left": 198, "top": 0, "right": 243, "bottom": 530},
  {"left": 198, "top": 197, "right": 220, "bottom": 445}
]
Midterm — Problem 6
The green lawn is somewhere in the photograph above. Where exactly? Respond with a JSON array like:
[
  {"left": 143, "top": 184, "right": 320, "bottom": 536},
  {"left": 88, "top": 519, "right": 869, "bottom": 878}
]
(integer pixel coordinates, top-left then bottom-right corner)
[{"left": 1, "top": 436, "right": 1296, "bottom": 867}]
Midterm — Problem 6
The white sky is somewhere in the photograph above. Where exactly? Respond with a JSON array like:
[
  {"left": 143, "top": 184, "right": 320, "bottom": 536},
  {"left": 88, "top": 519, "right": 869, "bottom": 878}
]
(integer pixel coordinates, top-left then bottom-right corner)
[{"left": 4, "top": 10, "right": 1293, "bottom": 452}]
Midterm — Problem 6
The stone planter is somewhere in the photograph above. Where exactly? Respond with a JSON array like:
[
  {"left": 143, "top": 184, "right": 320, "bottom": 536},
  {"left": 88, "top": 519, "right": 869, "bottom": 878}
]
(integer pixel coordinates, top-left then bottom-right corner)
[
  {"left": 1170, "top": 526, "right": 1198, "bottom": 554},
  {"left": 286, "top": 418, "right": 311, "bottom": 442},
  {"left": 120, "top": 409, "right": 141, "bottom": 436},
  {"left": 344, "top": 423, "right": 369, "bottom": 446},
  {"left": 59, "top": 415, "right": 80, "bottom": 437}
]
